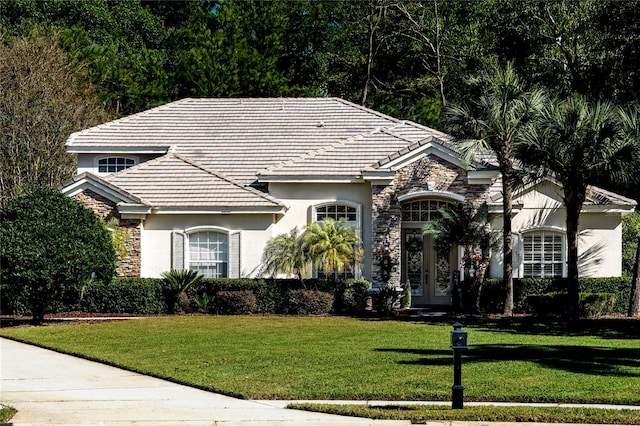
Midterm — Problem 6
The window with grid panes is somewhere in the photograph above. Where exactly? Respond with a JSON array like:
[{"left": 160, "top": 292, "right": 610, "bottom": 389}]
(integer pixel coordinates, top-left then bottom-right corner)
[
  {"left": 98, "top": 157, "right": 136, "bottom": 173},
  {"left": 188, "top": 231, "right": 228, "bottom": 278},
  {"left": 401, "top": 199, "right": 452, "bottom": 222},
  {"left": 522, "top": 232, "right": 564, "bottom": 278},
  {"left": 314, "top": 203, "right": 359, "bottom": 279}
]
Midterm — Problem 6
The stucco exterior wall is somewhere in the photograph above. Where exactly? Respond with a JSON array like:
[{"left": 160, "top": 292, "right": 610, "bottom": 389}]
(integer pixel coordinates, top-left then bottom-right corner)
[
  {"left": 489, "top": 181, "right": 624, "bottom": 278},
  {"left": 268, "top": 182, "right": 374, "bottom": 279},
  {"left": 140, "top": 214, "right": 275, "bottom": 278}
]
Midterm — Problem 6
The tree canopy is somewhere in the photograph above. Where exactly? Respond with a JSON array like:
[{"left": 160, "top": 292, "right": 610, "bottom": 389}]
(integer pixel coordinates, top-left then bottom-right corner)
[{"left": 0, "top": 187, "right": 117, "bottom": 322}]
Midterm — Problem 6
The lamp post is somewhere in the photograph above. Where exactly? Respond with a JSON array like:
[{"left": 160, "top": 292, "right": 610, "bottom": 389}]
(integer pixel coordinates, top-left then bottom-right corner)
[{"left": 451, "top": 322, "right": 468, "bottom": 409}]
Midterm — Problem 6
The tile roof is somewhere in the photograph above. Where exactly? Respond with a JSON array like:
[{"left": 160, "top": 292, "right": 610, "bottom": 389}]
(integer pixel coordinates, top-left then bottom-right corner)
[
  {"left": 67, "top": 98, "right": 456, "bottom": 185},
  {"left": 103, "top": 153, "right": 285, "bottom": 210}
]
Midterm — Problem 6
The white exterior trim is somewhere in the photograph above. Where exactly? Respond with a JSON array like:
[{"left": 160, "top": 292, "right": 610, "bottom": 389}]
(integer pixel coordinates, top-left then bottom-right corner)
[{"left": 398, "top": 191, "right": 465, "bottom": 204}]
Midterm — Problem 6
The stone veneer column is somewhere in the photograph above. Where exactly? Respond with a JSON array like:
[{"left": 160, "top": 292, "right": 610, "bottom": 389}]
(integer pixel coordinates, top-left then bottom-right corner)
[
  {"left": 73, "top": 190, "right": 142, "bottom": 277},
  {"left": 371, "top": 155, "right": 491, "bottom": 288}
]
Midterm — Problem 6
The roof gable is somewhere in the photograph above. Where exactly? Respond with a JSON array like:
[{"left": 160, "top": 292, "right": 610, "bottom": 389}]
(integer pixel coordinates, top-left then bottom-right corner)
[{"left": 103, "top": 153, "right": 285, "bottom": 212}]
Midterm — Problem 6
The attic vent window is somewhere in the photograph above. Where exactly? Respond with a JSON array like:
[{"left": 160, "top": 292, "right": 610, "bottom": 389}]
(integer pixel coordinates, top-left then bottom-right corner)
[{"left": 98, "top": 157, "right": 136, "bottom": 173}]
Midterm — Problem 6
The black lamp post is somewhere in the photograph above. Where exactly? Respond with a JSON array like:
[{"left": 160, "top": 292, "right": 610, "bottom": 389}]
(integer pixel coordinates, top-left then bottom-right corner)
[{"left": 451, "top": 322, "right": 468, "bottom": 409}]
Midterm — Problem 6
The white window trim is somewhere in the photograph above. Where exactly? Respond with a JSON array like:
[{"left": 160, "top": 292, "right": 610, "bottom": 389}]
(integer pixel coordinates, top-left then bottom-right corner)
[
  {"left": 518, "top": 227, "right": 567, "bottom": 279},
  {"left": 184, "top": 226, "right": 231, "bottom": 278},
  {"left": 94, "top": 155, "right": 139, "bottom": 175},
  {"left": 311, "top": 200, "right": 362, "bottom": 279}
]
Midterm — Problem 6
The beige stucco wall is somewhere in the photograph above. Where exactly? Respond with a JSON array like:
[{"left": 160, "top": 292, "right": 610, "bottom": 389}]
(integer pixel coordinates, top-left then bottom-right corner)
[
  {"left": 268, "top": 182, "right": 374, "bottom": 280},
  {"left": 489, "top": 181, "right": 624, "bottom": 278},
  {"left": 140, "top": 213, "right": 276, "bottom": 278}
]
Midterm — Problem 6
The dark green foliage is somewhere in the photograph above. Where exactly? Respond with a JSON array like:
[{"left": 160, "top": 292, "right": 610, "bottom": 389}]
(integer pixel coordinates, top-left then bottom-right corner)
[
  {"left": 161, "top": 269, "right": 203, "bottom": 314},
  {"left": 0, "top": 187, "right": 116, "bottom": 322},
  {"left": 372, "top": 286, "right": 402, "bottom": 316},
  {"left": 78, "top": 278, "right": 165, "bottom": 314},
  {"left": 527, "top": 292, "right": 617, "bottom": 318},
  {"left": 332, "top": 279, "right": 371, "bottom": 315},
  {"left": 287, "top": 289, "right": 334, "bottom": 315},
  {"left": 215, "top": 290, "right": 258, "bottom": 315},
  {"left": 474, "top": 277, "right": 631, "bottom": 316}
]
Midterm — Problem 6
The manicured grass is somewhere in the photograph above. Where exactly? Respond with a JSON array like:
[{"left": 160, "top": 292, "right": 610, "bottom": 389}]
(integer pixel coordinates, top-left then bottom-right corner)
[
  {"left": 289, "top": 403, "right": 640, "bottom": 424},
  {"left": 1, "top": 316, "right": 639, "bottom": 404}
]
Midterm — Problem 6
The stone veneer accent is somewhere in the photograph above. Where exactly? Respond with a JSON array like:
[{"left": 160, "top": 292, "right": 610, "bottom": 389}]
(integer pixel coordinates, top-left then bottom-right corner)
[
  {"left": 371, "top": 155, "right": 492, "bottom": 287},
  {"left": 73, "top": 190, "right": 141, "bottom": 277}
]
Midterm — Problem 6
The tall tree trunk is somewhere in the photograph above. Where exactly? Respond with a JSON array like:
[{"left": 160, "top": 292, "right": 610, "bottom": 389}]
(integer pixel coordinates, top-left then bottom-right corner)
[
  {"left": 629, "top": 235, "right": 640, "bottom": 317},
  {"left": 502, "top": 172, "right": 514, "bottom": 316},
  {"left": 565, "top": 190, "right": 584, "bottom": 319}
]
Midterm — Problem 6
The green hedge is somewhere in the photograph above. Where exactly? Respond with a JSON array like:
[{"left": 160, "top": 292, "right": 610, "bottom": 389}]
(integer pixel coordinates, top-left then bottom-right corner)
[
  {"left": 466, "top": 276, "right": 631, "bottom": 315},
  {"left": 79, "top": 278, "right": 165, "bottom": 314},
  {"left": 527, "top": 292, "right": 618, "bottom": 318},
  {"left": 215, "top": 290, "right": 258, "bottom": 314},
  {"left": 288, "top": 289, "right": 334, "bottom": 315},
  {"left": 2, "top": 277, "right": 372, "bottom": 316}
]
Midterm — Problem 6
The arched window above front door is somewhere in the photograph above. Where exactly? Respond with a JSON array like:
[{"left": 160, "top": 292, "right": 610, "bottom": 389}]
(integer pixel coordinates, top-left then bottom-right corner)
[{"left": 401, "top": 199, "right": 453, "bottom": 223}]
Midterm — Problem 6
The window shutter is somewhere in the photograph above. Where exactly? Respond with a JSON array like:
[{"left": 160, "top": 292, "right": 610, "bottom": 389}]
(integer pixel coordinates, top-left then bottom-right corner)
[
  {"left": 512, "top": 233, "right": 523, "bottom": 278},
  {"left": 171, "top": 231, "right": 185, "bottom": 271},
  {"left": 229, "top": 232, "right": 241, "bottom": 278}
]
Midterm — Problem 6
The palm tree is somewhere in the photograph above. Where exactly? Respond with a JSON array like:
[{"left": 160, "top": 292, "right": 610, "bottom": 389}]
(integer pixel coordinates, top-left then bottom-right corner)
[
  {"left": 518, "top": 95, "right": 635, "bottom": 318},
  {"left": 302, "top": 218, "right": 362, "bottom": 278},
  {"left": 261, "top": 227, "right": 309, "bottom": 286},
  {"left": 446, "top": 62, "right": 545, "bottom": 316},
  {"left": 161, "top": 269, "right": 204, "bottom": 314},
  {"left": 423, "top": 202, "right": 496, "bottom": 312},
  {"left": 614, "top": 105, "right": 640, "bottom": 318}
]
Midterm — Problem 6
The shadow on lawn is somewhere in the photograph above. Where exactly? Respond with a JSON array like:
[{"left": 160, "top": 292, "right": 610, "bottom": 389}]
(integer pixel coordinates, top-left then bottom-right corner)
[
  {"left": 367, "top": 315, "right": 640, "bottom": 339},
  {"left": 375, "top": 345, "right": 640, "bottom": 377}
]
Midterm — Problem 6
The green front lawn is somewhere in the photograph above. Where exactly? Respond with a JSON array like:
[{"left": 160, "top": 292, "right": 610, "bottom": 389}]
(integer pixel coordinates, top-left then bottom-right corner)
[
  {"left": 1, "top": 316, "right": 638, "bottom": 404},
  {"left": 290, "top": 404, "right": 640, "bottom": 424}
]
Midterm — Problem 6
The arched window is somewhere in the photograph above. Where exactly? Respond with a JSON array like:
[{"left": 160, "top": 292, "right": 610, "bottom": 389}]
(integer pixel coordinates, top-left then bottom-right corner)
[
  {"left": 97, "top": 156, "right": 136, "bottom": 174},
  {"left": 522, "top": 231, "right": 564, "bottom": 278},
  {"left": 312, "top": 202, "right": 361, "bottom": 279},
  {"left": 188, "top": 230, "right": 228, "bottom": 278},
  {"left": 401, "top": 199, "right": 453, "bottom": 222}
]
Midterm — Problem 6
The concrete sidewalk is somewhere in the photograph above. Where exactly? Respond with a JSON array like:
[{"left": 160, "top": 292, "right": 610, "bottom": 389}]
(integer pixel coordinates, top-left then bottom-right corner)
[{"left": 0, "top": 338, "right": 405, "bottom": 425}]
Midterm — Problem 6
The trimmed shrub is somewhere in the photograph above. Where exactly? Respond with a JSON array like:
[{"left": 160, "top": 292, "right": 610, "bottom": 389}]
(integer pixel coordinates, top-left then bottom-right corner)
[
  {"left": 476, "top": 277, "right": 630, "bottom": 315},
  {"left": 0, "top": 187, "right": 117, "bottom": 321},
  {"left": 333, "top": 279, "right": 371, "bottom": 314},
  {"left": 79, "top": 278, "right": 165, "bottom": 314},
  {"left": 288, "top": 289, "right": 334, "bottom": 315},
  {"left": 215, "top": 290, "right": 258, "bottom": 314},
  {"left": 527, "top": 292, "right": 617, "bottom": 318},
  {"left": 579, "top": 292, "right": 617, "bottom": 318}
]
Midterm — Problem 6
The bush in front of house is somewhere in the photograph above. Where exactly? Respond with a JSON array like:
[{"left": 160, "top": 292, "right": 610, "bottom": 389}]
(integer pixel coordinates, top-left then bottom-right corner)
[
  {"left": 333, "top": 279, "right": 371, "bottom": 314},
  {"left": 0, "top": 187, "right": 117, "bottom": 322},
  {"left": 215, "top": 290, "right": 258, "bottom": 314},
  {"left": 527, "top": 292, "right": 617, "bottom": 318},
  {"left": 79, "top": 278, "right": 165, "bottom": 313},
  {"left": 288, "top": 289, "right": 334, "bottom": 315},
  {"left": 474, "top": 277, "right": 630, "bottom": 316}
]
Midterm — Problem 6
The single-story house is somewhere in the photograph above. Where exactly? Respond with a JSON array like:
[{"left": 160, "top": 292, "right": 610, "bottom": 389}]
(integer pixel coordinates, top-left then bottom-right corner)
[{"left": 61, "top": 98, "right": 636, "bottom": 307}]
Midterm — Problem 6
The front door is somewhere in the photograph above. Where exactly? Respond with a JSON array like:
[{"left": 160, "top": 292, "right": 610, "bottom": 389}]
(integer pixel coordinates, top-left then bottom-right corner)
[{"left": 402, "top": 229, "right": 452, "bottom": 306}]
